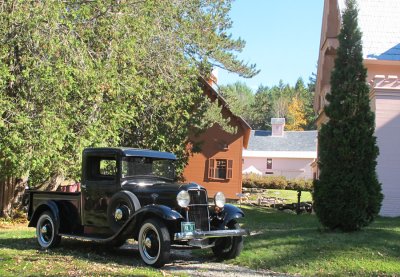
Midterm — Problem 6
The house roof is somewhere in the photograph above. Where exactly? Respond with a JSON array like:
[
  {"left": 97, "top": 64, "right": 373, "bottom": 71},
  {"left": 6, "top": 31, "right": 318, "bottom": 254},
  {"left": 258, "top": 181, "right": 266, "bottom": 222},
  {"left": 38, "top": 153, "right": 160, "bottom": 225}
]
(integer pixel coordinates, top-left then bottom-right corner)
[
  {"left": 246, "top": 130, "right": 318, "bottom": 152},
  {"left": 200, "top": 77, "right": 252, "bottom": 148},
  {"left": 338, "top": 0, "right": 400, "bottom": 61}
]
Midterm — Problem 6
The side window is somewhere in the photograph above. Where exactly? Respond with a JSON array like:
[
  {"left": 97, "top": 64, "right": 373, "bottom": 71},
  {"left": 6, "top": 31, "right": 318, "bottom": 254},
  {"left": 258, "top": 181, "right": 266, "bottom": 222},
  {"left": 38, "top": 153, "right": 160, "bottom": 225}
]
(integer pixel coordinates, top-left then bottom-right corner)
[
  {"left": 87, "top": 156, "right": 117, "bottom": 181},
  {"left": 99, "top": 159, "right": 117, "bottom": 176}
]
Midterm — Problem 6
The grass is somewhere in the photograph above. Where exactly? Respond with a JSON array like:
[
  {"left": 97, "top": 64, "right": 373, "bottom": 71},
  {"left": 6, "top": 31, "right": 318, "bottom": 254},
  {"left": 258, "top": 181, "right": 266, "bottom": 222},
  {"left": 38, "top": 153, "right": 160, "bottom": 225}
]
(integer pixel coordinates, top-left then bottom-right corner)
[
  {"left": 0, "top": 221, "right": 162, "bottom": 276},
  {"left": 2, "top": 207, "right": 400, "bottom": 276},
  {"left": 226, "top": 206, "right": 400, "bottom": 276}
]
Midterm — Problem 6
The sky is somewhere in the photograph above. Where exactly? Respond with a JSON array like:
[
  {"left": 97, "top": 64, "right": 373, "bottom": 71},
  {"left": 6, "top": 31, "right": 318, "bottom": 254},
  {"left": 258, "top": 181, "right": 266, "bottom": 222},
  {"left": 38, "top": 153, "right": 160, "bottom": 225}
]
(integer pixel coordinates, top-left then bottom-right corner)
[{"left": 218, "top": 0, "right": 324, "bottom": 91}]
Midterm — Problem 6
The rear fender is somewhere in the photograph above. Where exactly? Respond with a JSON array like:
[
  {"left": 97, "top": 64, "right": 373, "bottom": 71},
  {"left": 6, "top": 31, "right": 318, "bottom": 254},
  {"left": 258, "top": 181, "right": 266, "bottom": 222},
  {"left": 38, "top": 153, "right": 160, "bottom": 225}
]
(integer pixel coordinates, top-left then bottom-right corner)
[{"left": 28, "top": 200, "right": 60, "bottom": 232}]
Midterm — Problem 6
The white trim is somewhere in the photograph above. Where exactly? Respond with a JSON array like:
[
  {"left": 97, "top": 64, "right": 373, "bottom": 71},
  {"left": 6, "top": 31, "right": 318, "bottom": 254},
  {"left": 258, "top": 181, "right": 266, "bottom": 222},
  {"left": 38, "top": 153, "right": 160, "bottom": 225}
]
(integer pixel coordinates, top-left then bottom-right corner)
[{"left": 243, "top": 150, "right": 317, "bottom": 159}]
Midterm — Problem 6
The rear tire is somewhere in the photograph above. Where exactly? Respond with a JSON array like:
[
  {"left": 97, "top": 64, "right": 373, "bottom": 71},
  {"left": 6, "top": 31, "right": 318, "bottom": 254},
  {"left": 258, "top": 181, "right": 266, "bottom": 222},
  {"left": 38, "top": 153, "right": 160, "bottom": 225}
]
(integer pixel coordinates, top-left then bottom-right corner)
[
  {"left": 138, "top": 218, "right": 170, "bottom": 268},
  {"left": 36, "top": 211, "right": 61, "bottom": 249},
  {"left": 212, "top": 220, "right": 243, "bottom": 260}
]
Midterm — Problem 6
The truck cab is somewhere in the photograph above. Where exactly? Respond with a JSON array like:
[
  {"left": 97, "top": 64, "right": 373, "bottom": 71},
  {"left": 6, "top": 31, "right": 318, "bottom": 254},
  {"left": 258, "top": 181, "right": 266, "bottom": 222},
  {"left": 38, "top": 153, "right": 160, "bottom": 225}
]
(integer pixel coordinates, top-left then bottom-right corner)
[{"left": 26, "top": 147, "right": 248, "bottom": 267}]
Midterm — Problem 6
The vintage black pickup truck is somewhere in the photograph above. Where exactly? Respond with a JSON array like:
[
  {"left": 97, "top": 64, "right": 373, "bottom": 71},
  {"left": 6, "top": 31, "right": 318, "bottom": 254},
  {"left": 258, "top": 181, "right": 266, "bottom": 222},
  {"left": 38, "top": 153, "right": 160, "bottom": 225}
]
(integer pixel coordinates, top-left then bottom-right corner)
[{"left": 25, "top": 147, "right": 248, "bottom": 267}]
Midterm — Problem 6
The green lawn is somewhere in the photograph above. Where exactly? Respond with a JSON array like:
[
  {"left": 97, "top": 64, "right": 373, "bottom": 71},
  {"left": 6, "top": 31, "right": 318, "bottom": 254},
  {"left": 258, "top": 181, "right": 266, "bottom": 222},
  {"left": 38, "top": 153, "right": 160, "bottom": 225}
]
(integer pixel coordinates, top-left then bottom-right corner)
[
  {"left": 1, "top": 208, "right": 400, "bottom": 276},
  {"left": 227, "top": 206, "right": 400, "bottom": 276},
  {"left": 0, "top": 222, "right": 161, "bottom": 276}
]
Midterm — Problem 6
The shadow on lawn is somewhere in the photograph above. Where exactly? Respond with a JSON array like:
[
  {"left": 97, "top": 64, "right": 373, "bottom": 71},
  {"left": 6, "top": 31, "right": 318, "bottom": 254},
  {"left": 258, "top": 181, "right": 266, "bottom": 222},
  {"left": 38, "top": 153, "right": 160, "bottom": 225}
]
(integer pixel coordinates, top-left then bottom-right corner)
[{"left": 0, "top": 236, "right": 205, "bottom": 267}]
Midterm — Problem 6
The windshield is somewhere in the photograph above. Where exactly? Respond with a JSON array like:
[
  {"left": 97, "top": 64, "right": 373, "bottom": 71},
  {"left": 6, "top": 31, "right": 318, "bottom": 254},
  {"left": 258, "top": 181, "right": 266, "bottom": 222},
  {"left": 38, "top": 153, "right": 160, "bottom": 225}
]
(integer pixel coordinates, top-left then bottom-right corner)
[{"left": 121, "top": 157, "right": 175, "bottom": 180}]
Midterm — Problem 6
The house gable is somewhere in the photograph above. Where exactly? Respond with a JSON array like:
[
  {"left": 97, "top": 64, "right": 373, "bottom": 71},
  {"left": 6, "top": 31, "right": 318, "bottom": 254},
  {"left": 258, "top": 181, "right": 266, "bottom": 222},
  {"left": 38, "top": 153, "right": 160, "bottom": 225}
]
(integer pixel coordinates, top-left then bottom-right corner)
[
  {"left": 183, "top": 78, "right": 251, "bottom": 199},
  {"left": 315, "top": 0, "right": 400, "bottom": 217}
]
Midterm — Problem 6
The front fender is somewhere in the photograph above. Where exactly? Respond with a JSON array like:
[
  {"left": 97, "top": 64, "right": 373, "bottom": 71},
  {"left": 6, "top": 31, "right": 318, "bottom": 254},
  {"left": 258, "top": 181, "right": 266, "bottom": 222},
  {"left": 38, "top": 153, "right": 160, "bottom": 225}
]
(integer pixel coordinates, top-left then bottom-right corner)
[
  {"left": 28, "top": 200, "right": 60, "bottom": 232},
  {"left": 221, "top": 204, "right": 245, "bottom": 228},
  {"left": 134, "top": 204, "right": 183, "bottom": 222},
  {"left": 115, "top": 204, "right": 183, "bottom": 240}
]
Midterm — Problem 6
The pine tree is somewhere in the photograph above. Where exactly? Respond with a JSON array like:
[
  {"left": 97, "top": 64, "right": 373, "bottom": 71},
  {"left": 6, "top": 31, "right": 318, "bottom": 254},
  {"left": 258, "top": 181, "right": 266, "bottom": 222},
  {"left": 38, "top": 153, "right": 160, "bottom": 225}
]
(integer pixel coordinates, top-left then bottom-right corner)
[{"left": 313, "top": 0, "right": 383, "bottom": 231}]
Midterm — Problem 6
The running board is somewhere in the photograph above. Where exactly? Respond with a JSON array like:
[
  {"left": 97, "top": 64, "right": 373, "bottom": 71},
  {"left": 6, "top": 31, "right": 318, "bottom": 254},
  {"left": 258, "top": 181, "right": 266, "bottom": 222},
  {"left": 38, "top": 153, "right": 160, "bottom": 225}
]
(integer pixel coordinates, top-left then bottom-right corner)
[{"left": 59, "top": 233, "right": 115, "bottom": 243}]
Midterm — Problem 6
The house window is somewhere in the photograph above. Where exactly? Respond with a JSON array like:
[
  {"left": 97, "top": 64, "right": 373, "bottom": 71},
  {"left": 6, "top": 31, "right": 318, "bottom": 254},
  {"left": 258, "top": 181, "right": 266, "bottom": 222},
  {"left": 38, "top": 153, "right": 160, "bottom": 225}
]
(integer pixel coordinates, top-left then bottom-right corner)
[
  {"left": 208, "top": 159, "right": 233, "bottom": 180},
  {"left": 266, "top": 158, "right": 272, "bottom": 170}
]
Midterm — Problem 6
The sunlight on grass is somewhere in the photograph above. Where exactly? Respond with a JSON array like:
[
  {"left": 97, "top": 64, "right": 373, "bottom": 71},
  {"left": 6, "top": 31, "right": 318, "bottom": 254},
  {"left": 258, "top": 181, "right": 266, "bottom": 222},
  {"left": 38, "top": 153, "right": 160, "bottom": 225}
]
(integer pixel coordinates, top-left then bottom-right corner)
[
  {"left": 2, "top": 209, "right": 400, "bottom": 276},
  {"left": 226, "top": 206, "right": 400, "bottom": 276},
  {"left": 0, "top": 223, "right": 162, "bottom": 277}
]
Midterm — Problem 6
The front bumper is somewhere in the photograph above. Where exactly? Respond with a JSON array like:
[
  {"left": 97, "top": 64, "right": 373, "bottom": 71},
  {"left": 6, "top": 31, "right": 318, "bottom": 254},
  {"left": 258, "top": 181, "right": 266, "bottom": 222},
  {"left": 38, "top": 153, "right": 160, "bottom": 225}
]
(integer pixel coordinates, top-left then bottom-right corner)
[{"left": 174, "top": 228, "right": 249, "bottom": 241}]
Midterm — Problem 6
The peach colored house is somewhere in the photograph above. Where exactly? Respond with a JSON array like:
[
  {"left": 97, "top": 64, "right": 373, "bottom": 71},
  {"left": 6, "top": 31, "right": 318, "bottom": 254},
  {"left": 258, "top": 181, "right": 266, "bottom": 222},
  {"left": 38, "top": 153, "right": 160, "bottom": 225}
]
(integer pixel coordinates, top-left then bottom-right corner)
[
  {"left": 315, "top": 0, "right": 400, "bottom": 216},
  {"left": 243, "top": 118, "right": 317, "bottom": 180},
  {"left": 183, "top": 77, "right": 251, "bottom": 200}
]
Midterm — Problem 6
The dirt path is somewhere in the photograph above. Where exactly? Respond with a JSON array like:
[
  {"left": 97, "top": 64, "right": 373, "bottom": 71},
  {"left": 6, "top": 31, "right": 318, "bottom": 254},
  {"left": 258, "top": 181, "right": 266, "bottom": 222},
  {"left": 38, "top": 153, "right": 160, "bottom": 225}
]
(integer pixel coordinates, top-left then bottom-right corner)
[{"left": 123, "top": 243, "right": 291, "bottom": 277}]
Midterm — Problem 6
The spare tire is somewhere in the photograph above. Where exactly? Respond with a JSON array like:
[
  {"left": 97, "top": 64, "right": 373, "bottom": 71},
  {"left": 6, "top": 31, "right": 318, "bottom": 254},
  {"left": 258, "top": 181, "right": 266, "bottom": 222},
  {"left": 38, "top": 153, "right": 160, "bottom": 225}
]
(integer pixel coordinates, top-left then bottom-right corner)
[{"left": 107, "top": 191, "right": 141, "bottom": 232}]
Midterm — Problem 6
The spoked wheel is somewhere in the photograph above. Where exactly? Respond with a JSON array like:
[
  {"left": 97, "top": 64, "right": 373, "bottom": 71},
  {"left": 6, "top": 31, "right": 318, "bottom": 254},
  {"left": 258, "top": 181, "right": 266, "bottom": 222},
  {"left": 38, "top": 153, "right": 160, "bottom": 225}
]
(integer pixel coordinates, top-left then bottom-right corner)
[
  {"left": 36, "top": 211, "right": 61, "bottom": 249},
  {"left": 138, "top": 219, "right": 170, "bottom": 268},
  {"left": 212, "top": 220, "right": 243, "bottom": 260}
]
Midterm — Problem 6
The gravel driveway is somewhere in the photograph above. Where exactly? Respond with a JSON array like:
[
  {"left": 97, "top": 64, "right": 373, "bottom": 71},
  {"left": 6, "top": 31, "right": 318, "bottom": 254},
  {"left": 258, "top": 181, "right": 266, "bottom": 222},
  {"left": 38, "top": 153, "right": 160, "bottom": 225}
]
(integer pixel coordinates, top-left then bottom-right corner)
[{"left": 123, "top": 243, "right": 292, "bottom": 277}]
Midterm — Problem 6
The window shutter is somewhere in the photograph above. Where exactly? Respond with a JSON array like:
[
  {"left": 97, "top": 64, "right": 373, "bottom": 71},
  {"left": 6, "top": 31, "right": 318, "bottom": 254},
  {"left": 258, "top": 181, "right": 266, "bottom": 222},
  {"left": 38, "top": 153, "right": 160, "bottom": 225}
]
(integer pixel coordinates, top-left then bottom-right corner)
[
  {"left": 227, "top": 160, "right": 233, "bottom": 179},
  {"left": 208, "top": 159, "right": 215, "bottom": 179}
]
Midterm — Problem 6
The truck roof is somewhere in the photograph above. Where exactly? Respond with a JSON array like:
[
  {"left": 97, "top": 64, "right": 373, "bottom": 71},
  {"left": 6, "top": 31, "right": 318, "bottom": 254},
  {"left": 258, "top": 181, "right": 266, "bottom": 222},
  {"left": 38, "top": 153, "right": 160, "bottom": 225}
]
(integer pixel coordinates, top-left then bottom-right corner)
[{"left": 83, "top": 147, "right": 177, "bottom": 160}]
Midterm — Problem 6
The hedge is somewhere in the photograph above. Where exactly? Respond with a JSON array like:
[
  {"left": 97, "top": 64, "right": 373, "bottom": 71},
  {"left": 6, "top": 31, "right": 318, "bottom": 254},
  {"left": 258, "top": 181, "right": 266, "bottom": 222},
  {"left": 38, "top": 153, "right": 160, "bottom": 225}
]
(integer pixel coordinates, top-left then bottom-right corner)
[{"left": 242, "top": 174, "right": 313, "bottom": 191}]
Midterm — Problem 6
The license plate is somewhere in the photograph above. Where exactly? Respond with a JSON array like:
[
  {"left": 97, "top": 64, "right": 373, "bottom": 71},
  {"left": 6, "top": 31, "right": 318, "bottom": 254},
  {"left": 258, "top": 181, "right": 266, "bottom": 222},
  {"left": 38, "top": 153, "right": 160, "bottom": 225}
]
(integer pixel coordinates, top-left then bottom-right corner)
[{"left": 181, "top": 222, "right": 195, "bottom": 233}]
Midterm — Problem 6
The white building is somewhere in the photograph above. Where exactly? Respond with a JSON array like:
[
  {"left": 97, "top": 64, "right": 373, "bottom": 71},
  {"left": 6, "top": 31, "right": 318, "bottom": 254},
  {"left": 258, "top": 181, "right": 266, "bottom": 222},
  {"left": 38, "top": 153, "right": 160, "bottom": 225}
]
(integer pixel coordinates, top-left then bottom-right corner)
[{"left": 243, "top": 119, "right": 317, "bottom": 180}]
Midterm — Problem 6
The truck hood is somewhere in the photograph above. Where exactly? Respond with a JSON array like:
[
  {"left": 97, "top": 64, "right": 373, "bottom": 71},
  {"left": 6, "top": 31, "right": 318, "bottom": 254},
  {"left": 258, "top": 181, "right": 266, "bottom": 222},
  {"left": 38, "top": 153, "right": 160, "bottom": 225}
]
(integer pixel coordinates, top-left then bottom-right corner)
[{"left": 121, "top": 179, "right": 206, "bottom": 208}]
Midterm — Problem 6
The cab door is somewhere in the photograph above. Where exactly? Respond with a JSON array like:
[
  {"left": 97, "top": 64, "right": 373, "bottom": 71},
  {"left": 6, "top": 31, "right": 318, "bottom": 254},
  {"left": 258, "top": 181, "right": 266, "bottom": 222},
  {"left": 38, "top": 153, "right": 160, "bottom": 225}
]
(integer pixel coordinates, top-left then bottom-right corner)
[{"left": 81, "top": 154, "right": 119, "bottom": 227}]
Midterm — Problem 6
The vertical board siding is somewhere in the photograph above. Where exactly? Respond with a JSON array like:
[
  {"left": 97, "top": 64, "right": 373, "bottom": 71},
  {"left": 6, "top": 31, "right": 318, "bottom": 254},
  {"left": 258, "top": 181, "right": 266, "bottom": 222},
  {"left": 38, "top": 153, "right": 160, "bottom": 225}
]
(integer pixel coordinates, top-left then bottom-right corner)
[
  {"left": 183, "top": 124, "right": 244, "bottom": 199},
  {"left": 243, "top": 157, "right": 314, "bottom": 179},
  {"left": 375, "top": 94, "right": 400, "bottom": 216}
]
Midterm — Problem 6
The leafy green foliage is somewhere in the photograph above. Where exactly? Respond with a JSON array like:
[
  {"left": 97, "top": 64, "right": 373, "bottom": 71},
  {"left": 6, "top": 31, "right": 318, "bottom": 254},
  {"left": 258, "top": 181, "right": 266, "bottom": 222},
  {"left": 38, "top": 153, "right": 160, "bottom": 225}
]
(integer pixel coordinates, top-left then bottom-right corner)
[
  {"left": 313, "top": 0, "right": 383, "bottom": 231},
  {"left": 242, "top": 174, "right": 313, "bottom": 191},
  {"left": 0, "top": 0, "right": 258, "bottom": 214},
  {"left": 220, "top": 78, "right": 316, "bottom": 130}
]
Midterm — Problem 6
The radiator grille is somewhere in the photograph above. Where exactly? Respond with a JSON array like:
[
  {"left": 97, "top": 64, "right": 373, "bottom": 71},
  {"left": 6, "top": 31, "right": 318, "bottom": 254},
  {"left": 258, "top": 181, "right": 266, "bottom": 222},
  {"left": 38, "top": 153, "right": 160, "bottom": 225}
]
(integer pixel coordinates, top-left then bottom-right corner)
[{"left": 188, "top": 189, "right": 210, "bottom": 231}]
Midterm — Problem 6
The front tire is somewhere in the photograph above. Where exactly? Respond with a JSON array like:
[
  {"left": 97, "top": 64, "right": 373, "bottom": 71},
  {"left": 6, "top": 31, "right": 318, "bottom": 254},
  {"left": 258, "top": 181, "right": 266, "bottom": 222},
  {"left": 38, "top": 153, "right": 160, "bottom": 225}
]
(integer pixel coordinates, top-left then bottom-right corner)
[
  {"left": 36, "top": 211, "right": 61, "bottom": 249},
  {"left": 138, "top": 218, "right": 170, "bottom": 268},
  {"left": 212, "top": 220, "right": 243, "bottom": 260},
  {"left": 107, "top": 191, "right": 138, "bottom": 232}
]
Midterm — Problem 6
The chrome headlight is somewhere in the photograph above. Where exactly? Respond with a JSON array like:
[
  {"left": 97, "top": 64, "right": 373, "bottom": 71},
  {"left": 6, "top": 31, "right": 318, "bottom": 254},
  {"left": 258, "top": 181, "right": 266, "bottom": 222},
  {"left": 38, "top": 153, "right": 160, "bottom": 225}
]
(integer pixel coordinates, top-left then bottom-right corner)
[
  {"left": 177, "top": 190, "right": 190, "bottom": 208},
  {"left": 214, "top": 192, "right": 226, "bottom": 208}
]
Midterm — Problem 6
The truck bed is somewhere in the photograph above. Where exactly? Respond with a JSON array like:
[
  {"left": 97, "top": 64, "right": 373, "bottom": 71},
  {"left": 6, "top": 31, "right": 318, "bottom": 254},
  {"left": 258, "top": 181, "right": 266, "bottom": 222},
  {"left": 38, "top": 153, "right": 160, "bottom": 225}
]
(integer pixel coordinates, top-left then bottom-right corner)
[{"left": 27, "top": 190, "right": 82, "bottom": 229}]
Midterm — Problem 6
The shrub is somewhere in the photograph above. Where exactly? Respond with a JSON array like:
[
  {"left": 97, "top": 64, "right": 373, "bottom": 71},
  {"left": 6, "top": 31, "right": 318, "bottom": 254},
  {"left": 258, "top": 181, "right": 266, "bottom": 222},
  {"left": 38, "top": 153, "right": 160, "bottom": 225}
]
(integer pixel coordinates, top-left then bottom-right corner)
[
  {"left": 242, "top": 174, "right": 313, "bottom": 191},
  {"left": 314, "top": 0, "right": 382, "bottom": 231}
]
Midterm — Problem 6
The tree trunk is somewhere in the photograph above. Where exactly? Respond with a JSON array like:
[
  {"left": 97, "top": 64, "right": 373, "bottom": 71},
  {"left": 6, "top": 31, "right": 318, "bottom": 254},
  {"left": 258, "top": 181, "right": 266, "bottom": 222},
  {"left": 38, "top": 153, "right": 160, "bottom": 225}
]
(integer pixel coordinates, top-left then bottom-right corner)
[
  {"left": 0, "top": 174, "right": 64, "bottom": 218},
  {"left": 0, "top": 177, "right": 27, "bottom": 218}
]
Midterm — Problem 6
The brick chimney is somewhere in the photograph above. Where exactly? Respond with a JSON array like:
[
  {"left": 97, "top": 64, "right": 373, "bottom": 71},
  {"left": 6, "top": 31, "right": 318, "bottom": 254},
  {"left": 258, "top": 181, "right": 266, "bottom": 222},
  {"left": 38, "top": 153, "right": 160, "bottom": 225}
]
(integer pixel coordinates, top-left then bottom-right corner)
[
  {"left": 207, "top": 68, "right": 219, "bottom": 88},
  {"left": 271, "top": 118, "right": 285, "bottom": 137}
]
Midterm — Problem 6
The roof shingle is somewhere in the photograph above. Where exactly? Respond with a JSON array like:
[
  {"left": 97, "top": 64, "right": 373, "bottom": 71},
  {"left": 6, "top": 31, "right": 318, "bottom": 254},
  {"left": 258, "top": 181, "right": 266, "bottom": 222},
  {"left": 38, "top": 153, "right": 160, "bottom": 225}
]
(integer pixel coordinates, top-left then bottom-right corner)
[
  {"left": 339, "top": 0, "right": 400, "bottom": 61},
  {"left": 247, "top": 130, "right": 318, "bottom": 152}
]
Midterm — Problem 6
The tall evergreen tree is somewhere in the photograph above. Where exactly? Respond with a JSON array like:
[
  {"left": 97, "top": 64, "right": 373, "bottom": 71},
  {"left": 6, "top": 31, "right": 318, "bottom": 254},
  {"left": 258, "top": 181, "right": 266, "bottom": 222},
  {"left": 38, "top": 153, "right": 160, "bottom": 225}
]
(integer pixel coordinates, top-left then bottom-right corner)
[{"left": 313, "top": 0, "right": 383, "bottom": 231}]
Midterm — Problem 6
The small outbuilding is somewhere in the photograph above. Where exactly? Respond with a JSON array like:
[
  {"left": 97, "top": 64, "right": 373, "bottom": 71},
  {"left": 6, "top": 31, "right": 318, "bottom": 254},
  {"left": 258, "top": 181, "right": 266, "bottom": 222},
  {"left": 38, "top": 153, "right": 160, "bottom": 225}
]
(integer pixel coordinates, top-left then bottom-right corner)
[{"left": 243, "top": 118, "right": 317, "bottom": 180}]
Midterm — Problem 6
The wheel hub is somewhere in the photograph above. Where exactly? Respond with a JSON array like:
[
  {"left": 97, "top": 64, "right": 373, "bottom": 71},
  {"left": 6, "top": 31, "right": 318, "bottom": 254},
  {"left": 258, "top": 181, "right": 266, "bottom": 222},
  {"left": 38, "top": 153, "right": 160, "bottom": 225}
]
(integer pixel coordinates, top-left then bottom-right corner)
[
  {"left": 40, "top": 225, "right": 48, "bottom": 234},
  {"left": 114, "top": 208, "right": 123, "bottom": 221},
  {"left": 144, "top": 237, "right": 152, "bottom": 248}
]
